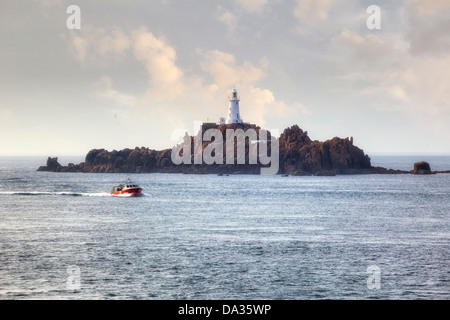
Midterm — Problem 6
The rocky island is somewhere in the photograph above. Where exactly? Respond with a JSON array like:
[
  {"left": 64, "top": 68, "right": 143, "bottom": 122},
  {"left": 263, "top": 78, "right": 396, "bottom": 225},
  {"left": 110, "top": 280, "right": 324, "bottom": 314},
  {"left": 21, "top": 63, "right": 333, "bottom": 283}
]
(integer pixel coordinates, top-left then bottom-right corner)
[
  {"left": 38, "top": 86, "right": 450, "bottom": 176},
  {"left": 37, "top": 123, "right": 446, "bottom": 175}
]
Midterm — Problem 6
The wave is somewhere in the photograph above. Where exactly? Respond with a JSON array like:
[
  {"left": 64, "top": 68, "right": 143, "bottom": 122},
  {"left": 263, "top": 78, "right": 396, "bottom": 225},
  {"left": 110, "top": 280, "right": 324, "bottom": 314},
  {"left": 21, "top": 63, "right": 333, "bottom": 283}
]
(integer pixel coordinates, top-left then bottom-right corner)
[{"left": 0, "top": 191, "right": 111, "bottom": 197}]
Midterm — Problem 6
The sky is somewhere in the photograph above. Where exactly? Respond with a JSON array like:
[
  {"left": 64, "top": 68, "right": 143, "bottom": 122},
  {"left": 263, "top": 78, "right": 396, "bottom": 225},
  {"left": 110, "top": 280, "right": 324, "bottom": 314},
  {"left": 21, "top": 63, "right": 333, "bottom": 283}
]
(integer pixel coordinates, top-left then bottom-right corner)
[{"left": 1, "top": 0, "right": 450, "bottom": 155}]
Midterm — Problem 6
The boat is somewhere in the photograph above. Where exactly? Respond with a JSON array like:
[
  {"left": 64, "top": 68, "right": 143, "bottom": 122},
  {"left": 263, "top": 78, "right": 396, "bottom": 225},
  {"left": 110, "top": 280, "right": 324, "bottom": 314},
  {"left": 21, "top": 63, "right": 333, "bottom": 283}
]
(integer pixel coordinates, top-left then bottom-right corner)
[{"left": 111, "top": 178, "right": 143, "bottom": 197}]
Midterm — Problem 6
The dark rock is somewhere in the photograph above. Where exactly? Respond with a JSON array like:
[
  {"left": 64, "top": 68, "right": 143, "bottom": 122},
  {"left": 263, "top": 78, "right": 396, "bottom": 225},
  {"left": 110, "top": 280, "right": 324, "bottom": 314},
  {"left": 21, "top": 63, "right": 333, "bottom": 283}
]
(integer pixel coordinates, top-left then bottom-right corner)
[
  {"left": 289, "top": 171, "right": 311, "bottom": 176},
  {"left": 413, "top": 161, "right": 432, "bottom": 175},
  {"left": 279, "top": 125, "right": 371, "bottom": 175},
  {"left": 314, "top": 170, "right": 337, "bottom": 177},
  {"left": 37, "top": 157, "right": 62, "bottom": 172}
]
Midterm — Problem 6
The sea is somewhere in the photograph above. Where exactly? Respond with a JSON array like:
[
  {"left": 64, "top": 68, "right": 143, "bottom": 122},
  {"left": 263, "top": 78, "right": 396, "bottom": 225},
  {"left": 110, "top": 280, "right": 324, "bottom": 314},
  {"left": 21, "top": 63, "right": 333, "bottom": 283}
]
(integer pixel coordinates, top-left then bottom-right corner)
[{"left": 0, "top": 155, "right": 449, "bottom": 300}]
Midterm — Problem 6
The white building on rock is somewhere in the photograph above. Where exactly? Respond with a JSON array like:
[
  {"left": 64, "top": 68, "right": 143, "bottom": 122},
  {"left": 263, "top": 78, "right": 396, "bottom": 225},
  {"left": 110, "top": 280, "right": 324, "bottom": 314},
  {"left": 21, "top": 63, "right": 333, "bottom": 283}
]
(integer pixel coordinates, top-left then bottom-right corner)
[{"left": 226, "top": 88, "right": 243, "bottom": 124}]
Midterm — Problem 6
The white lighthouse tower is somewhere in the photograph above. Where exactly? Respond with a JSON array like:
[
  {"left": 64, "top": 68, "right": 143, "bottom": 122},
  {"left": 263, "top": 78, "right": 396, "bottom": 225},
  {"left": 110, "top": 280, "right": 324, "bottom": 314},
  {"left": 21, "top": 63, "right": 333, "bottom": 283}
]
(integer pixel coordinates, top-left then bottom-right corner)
[{"left": 226, "top": 88, "right": 243, "bottom": 124}]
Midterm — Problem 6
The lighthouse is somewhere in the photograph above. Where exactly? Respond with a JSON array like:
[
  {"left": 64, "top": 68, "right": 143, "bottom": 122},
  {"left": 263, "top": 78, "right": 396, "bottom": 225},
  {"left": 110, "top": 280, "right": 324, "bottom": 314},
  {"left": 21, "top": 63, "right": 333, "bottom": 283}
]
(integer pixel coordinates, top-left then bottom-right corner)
[{"left": 226, "top": 88, "right": 243, "bottom": 124}]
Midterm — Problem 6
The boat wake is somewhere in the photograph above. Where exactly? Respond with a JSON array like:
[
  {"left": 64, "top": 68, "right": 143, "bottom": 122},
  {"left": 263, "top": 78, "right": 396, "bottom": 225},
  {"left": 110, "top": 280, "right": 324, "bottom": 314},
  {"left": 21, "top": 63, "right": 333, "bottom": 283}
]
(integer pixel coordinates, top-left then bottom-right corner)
[{"left": 0, "top": 191, "right": 111, "bottom": 197}]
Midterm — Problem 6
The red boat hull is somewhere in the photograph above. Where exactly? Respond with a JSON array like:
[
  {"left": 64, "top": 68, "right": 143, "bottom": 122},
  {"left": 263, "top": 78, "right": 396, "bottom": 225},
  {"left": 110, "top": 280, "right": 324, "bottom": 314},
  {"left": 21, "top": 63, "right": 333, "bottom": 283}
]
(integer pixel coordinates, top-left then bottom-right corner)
[{"left": 111, "top": 188, "right": 143, "bottom": 197}]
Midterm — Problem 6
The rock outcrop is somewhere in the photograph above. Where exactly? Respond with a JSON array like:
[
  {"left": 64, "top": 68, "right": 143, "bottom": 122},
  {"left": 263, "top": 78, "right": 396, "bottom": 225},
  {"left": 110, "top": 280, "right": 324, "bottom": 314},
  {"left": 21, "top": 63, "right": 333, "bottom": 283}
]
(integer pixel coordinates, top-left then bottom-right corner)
[
  {"left": 37, "top": 157, "right": 62, "bottom": 172},
  {"left": 278, "top": 125, "right": 371, "bottom": 175},
  {"left": 46, "top": 147, "right": 178, "bottom": 174},
  {"left": 413, "top": 161, "right": 432, "bottom": 174}
]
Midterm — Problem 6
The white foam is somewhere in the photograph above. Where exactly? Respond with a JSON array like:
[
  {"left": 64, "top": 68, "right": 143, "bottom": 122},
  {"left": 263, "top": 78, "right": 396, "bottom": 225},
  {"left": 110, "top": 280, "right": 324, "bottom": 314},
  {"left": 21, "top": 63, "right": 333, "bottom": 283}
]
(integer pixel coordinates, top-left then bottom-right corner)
[{"left": 0, "top": 191, "right": 112, "bottom": 197}]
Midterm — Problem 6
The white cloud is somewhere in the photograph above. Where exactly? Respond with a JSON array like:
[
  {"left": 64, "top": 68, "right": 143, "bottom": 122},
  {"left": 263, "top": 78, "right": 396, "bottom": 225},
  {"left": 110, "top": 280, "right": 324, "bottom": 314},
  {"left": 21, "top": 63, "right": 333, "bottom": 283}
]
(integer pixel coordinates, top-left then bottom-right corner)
[
  {"left": 132, "top": 27, "right": 185, "bottom": 100},
  {"left": 93, "top": 76, "right": 136, "bottom": 107},
  {"left": 331, "top": 29, "right": 398, "bottom": 67},
  {"left": 294, "top": 0, "right": 334, "bottom": 27},
  {"left": 233, "top": 0, "right": 268, "bottom": 14},
  {"left": 217, "top": 7, "right": 238, "bottom": 33},
  {"left": 327, "top": 23, "right": 450, "bottom": 151},
  {"left": 70, "top": 25, "right": 187, "bottom": 101},
  {"left": 72, "top": 35, "right": 87, "bottom": 61},
  {"left": 357, "top": 55, "right": 450, "bottom": 118},
  {"left": 330, "top": 26, "right": 450, "bottom": 118},
  {"left": 405, "top": 0, "right": 450, "bottom": 57},
  {"left": 70, "top": 25, "right": 131, "bottom": 64},
  {"left": 293, "top": 0, "right": 367, "bottom": 36},
  {"left": 199, "top": 49, "right": 266, "bottom": 89},
  {"left": 34, "top": 0, "right": 63, "bottom": 6}
]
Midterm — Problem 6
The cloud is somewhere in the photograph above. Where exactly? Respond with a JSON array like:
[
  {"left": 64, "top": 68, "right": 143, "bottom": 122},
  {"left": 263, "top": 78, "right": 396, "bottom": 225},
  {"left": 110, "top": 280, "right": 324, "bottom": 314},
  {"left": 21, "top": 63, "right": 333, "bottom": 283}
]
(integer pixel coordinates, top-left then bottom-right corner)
[
  {"left": 404, "top": 0, "right": 450, "bottom": 57},
  {"left": 69, "top": 25, "right": 187, "bottom": 101},
  {"left": 34, "top": 0, "right": 63, "bottom": 6},
  {"left": 93, "top": 76, "right": 136, "bottom": 107},
  {"left": 293, "top": 0, "right": 369, "bottom": 36},
  {"left": 69, "top": 25, "right": 131, "bottom": 64},
  {"left": 331, "top": 29, "right": 398, "bottom": 67},
  {"left": 199, "top": 50, "right": 266, "bottom": 89},
  {"left": 132, "top": 27, "right": 185, "bottom": 99},
  {"left": 356, "top": 55, "right": 450, "bottom": 119},
  {"left": 217, "top": 7, "right": 238, "bottom": 34},
  {"left": 294, "top": 0, "right": 334, "bottom": 27},
  {"left": 72, "top": 35, "right": 88, "bottom": 61},
  {"left": 332, "top": 31, "right": 450, "bottom": 113},
  {"left": 327, "top": 21, "right": 450, "bottom": 146},
  {"left": 233, "top": 0, "right": 268, "bottom": 14}
]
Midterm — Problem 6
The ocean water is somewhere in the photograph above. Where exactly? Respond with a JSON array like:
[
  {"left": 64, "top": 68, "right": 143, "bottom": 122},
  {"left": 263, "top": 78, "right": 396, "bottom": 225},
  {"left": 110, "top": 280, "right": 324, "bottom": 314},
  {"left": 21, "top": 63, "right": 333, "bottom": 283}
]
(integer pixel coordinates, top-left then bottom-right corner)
[
  {"left": 0, "top": 156, "right": 449, "bottom": 300},
  {"left": 371, "top": 154, "right": 450, "bottom": 171}
]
